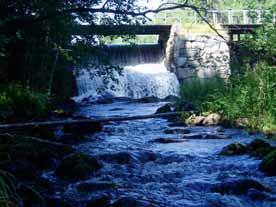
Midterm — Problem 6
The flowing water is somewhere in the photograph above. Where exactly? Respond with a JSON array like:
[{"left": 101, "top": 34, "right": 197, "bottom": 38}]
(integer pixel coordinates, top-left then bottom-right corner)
[
  {"left": 50, "top": 44, "right": 276, "bottom": 206},
  {"left": 54, "top": 101, "right": 275, "bottom": 207}
]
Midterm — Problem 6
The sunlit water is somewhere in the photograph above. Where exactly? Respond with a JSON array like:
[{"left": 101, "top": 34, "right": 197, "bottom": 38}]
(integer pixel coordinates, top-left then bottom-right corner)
[{"left": 48, "top": 101, "right": 276, "bottom": 207}]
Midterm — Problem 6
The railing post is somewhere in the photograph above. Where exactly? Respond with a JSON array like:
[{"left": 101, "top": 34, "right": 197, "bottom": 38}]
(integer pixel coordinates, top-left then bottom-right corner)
[
  {"left": 257, "top": 10, "right": 262, "bottom": 24},
  {"left": 243, "top": 10, "right": 248, "bottom": 24},
  {"left": 228, "top": 10, "right": 233, "bottom": 24},
  {"left": 212, "top": 11, "right": 218, "bottom": 25}
]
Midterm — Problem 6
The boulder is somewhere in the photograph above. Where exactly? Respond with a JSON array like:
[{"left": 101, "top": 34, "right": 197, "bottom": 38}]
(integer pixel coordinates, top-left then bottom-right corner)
[
  {"left": 219, "top": 143, "right": 247, "bottom": 156},
  {"left": 247, "top": 139, "right": 275, "bottom": 158},
  {"left": 135, "top": 96, "right": 159, "bottom": 103},
  {"left": 164, "top": 128, "right": 190, "bottom": 134},
  {"left": 235, "top": 118, "right": 249, "bottom": 128},
  {"left": 155, "top": 104, "right": 173, "bottom": 114},
  {"left": 211, "top": 179, "right": 271, "bottom": 195},
  {"left": 99, "top": 152, "right": 137, "bottom": 165},
  {"left": 185, "top": 115, "right": 205, "bottom": 126},
  {"left": 111, "top": 197, "right": 155, "bottom": 207},
  {"left": 63, "top": 122, "right": 102, "bottom": 135},
  {"left": 151, "top": 138, "right": 187, "bottom": 144},
  {"left": 259, "top": 150, "right": 276, "bottom": 176},
  {"left": 202, "top": 113, "right": 222, "bottom": 126},
  {"left": 55, "top": 153, "right": 102, "bottom": 181},
  {"left": 10, "top": 135, "right": 73, "bottom": 171},
  {"left": 182, "top": 133, "right": 229, "bottom": 140}
]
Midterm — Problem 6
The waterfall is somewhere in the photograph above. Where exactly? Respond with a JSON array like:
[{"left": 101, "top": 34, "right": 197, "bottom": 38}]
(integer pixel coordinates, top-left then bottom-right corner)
[{"left": 73, "top": 44, "right": 179, "bottom": 102}]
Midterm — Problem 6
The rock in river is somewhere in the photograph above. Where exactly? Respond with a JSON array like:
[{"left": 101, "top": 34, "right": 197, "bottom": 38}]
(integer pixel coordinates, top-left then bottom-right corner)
[
  {"left": 259, "top": 149, "right": 276, "bottom": 176},
  {"left": 164, "top": 128, "right": 191, "bottom": 134},
  {"left": 55, "top": 153, "right": 102, "bottom": 181},
  {"left": 219, "top": 143, "right": 247, "bottom": 156},
  {"left": 211, "top": 179, "right": 271, "bottom": 195},
  {"left": 151, "top": 138, "right": 187, "bottom": 144},
  {"left": 247, "top": 139, "right": 275, "bottom": 158}
]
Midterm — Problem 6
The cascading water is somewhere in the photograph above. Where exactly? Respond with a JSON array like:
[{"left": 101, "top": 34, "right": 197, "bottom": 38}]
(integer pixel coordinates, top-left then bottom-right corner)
[{"left": 73, "top": 44, "right": 179, "bottom": 102}]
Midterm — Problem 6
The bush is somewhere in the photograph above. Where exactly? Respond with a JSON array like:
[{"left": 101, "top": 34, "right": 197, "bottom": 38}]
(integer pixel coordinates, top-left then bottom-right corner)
[
  {"left": 0, "top": 84, "right": 49, "bottom": 121},
  {"left": 207, "top": 63, "right": 276, "bottom": 132}
]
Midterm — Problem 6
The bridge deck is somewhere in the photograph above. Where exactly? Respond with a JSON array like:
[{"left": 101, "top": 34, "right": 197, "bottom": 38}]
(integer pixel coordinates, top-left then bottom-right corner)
[
  {"left": 222, "top": 24, "right": 262, "bottom": 41},
  {"left": 73, "top": 25, "right": 172, "bottom": 36}
]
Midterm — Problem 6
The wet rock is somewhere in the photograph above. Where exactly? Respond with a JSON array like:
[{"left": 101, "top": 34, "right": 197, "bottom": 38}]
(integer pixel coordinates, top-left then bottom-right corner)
[
  {"left": 99, "top": 152, "right": 137, "bottom": 164},
  {"left": 182, "top": 133, "right": 229, "bottom": 139},
  {"left": 168, "top": 122, "right": 186, "bottom": 127},
  {"left": 182, "top": 133, "right": 204, "bottom": 139},
  {"left": 185, "top": 115, "right": 205, "bottom": 126},
  {"left": 10, "top": 135, "right": 73, "bottom": 171},
  {"left": 235, "top": 118, "right": 249, "bottom": 128},
  {"left": 58, "top": 133, "right": 87, "bottom": 144},
  {"left": 111, "top": 197, "right": 155, "bottom": 207},
  {"left": 155, "top": 103, "right": 173, "bottom": 114},
  {"left": 219, "top": 143, "right": 247, "bottom": 156},
  {"left": 164, "top": 128, "right": 190, "bottom": 134},
  {"left": 138, "top": 151, "right": 157, "bottom": 162},
  {"left": 19, "top": 125, "right": 55, "bottom": 140},
  {"left": 109, "top": 108, "right": 123, "bottom": 111},
  {"left": 86, "top": 195, "right": 111, "bottom": 207},
  {"left": 211, "top": 179, "right": 271, "bottom": 195},
  {"left": 95, "top": 98, "right": 114, "bottom": 104},
  {"left": 259, "top": 149, "right": 276, "bottom": 176},
  {"left": 134, "top": 96, "right": 160, "bottom": 103},
  {"left": 247, "top": 139, "right": 275, "bottom": 158},
  {"left": 77, "top": 181, "right": 116, "bottom": 193},
  {"left": 63, "top": 122, "right": 103, "bottom": 135},
  {"left": 202, "top": 113, "right": 222, "bottom": 126},
  {"left": 247, "top": 188, "right": 268, "bottom": 201},
  {"left": 55, "top": 153, "right": 102, "bottom": 181},
  {"left": 151, "top": 138, "right": 187, "bottom": 144},
  {"left": 204, "top": 134, "right": 229, "bottom": 139},
  {"left": 162, "top": 95, "right": 179, "bottom": 102}
]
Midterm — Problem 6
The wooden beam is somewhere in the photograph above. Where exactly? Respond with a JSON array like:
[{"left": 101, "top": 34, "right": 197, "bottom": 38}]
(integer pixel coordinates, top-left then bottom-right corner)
[
  {"left": 72, "top": 25, "right": 172, "bottom": 36},
  {"left": 0, "top": 112, "right": 181, "bottom": 132}
]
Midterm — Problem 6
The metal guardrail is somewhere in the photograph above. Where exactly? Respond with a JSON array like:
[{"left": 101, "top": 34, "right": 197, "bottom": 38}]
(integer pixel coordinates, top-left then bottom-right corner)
[{"left": 151, "top": 9, "right": 276, "bottom": 25}]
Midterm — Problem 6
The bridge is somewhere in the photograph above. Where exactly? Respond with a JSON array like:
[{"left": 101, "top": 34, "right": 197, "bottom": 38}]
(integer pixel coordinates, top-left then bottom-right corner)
[
  {"left": 72, "top": 9, "right": 274, "bottom": 43},
  {"left": 73, "top": 25, "right": 172, "bottom": 46}
]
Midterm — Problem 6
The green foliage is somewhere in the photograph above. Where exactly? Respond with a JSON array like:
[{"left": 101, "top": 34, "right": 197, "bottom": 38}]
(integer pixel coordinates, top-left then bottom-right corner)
[
  {"left": 0, "top": 84, "right": 49, "bottom": 120},
  {"left": 179, "top": 75, "right": 226, "bottom": 111},
  {"left": 206, "top": 63, "right": 276, "bottom": 131}
]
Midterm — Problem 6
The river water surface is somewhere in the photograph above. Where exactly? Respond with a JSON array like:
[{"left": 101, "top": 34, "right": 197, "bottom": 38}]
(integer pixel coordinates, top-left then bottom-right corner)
[{"left": 50, "top": 101, "right": 276, "bottom": 207}]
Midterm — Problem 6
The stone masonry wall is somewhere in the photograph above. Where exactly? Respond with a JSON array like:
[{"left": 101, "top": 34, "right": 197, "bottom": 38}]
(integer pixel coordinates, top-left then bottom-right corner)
[{"left": 165, "top": 25, "right": 230, "bottom": 82}]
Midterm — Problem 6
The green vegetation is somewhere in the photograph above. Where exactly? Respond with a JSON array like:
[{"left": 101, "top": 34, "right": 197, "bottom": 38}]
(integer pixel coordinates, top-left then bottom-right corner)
[
  {"left": 179, "top": 21, "right": 276, "bottom": 133},
  {"left": 0, "top": 84, "right": 49, "bottom": 121}
]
